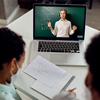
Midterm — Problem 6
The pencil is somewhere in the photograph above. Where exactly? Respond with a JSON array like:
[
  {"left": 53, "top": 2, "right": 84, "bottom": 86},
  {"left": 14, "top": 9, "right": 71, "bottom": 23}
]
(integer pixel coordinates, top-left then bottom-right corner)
[{"left": 68, "top": 88, "right": 76, "bottom": 92}]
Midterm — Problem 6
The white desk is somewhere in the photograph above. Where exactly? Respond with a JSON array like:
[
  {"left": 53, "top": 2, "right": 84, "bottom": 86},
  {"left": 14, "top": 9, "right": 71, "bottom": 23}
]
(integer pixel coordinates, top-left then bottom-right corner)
[{"left": 7, "top": 10, "right": 100, "bottom": 100}]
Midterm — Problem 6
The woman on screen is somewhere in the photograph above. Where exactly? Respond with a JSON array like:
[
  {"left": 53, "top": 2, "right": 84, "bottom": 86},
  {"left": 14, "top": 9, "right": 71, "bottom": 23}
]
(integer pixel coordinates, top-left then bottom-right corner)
[{"left": 48, "top": 9, "right": 77, "bottom": 37}]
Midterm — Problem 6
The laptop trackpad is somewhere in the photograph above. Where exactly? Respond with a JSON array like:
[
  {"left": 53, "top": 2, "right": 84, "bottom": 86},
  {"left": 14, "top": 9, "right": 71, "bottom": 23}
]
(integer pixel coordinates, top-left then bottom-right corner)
[{"left": 50, "top": 54, "right": 67, "bottom": 64}]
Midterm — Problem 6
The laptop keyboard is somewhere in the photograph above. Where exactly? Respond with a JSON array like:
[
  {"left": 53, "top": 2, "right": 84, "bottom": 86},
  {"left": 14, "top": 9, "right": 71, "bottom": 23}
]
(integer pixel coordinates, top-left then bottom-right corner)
[{"left": 38, "top": 41, "right": 80, "bottom": 53}]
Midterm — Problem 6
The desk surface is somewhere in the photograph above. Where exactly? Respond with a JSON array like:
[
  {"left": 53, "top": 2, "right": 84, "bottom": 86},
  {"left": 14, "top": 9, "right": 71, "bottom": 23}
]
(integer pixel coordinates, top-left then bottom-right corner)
[{"left": 7, "top": 9, "right": 100, "bottom": 100}]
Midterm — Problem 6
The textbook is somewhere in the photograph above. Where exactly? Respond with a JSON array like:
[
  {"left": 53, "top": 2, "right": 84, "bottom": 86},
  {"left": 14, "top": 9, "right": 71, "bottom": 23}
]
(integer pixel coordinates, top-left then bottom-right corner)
[{"left": 30, "top": 57, "right": 86, "bottom": 100}]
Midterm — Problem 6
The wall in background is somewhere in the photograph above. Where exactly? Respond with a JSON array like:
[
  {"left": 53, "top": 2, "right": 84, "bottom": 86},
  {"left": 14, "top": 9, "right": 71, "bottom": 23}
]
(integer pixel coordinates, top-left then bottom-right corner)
[
  {"left": 0, "top": 0, "right": 18, "bottom": 20},
  {"left": 0, "top": 0, "right": 6, "bottom": 19},
  {"left": 4, "top": 0, "right": 18, "bottom": 19}
]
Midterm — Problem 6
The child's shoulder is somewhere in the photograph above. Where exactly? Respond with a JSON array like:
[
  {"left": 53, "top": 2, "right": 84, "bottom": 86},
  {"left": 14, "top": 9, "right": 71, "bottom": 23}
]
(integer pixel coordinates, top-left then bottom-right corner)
[{"left": 0, "top": 91, "right": 15, "bottom": 100}]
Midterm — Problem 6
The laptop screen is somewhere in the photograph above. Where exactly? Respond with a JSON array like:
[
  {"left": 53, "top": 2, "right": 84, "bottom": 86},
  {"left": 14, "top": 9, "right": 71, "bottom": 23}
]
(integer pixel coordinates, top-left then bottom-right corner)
[{"left": 33, "top": 4, "right": 86, "bottom": 40}]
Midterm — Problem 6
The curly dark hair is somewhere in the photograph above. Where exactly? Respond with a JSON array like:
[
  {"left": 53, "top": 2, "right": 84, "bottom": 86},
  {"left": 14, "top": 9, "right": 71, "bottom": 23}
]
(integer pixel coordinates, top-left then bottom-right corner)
[
  {"left": 85, "top": 34, "right": 100, "bottom": 94},
  {"left": 0, "top": 27, "right": 25, "bottom": 70}
]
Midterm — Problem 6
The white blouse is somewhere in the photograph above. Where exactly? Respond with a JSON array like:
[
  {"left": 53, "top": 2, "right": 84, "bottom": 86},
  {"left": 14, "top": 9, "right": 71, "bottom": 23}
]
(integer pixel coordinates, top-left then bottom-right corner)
[{"left": 52, "top": 19, "right": 74, "bottom": 37}]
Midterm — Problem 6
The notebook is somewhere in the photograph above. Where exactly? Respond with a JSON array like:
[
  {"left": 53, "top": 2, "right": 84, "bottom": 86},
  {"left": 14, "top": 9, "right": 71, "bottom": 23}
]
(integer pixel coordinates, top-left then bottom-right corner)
[{"left": 31, "top": 73, "right": 86, "bottom": 100}]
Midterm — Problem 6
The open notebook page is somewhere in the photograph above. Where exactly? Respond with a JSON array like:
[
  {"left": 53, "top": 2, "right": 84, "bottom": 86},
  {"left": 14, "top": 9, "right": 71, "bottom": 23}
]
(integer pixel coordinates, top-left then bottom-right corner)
[
  {"left": 31, "top": 72, "right": 73, "bottom": 99},
  {"left": 66, "top": 77, "right": 86, "bottom": 100}
]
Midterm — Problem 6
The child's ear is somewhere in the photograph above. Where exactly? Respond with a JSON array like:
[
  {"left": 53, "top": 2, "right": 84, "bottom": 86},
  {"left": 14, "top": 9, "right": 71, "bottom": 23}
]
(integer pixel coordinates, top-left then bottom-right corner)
[
  {"left": 9, "top": 58, "right": 17, "bottom": 73},
  {"left": 85, "top": 70, "right": 93, "bottom": 88}
]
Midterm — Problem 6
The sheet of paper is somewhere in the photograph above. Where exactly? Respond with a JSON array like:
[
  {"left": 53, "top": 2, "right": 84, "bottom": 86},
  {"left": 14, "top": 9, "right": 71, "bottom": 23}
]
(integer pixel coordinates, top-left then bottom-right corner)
[
  {"left": 24, "top": 55, "right": 66, "bottom": 87},
  {"left": 66, "top": 77, "right": 86, "bottom": 100}
]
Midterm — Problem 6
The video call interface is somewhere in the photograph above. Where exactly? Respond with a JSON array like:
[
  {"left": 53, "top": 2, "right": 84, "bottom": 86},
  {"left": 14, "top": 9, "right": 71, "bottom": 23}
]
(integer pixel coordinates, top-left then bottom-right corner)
[{"left": 34, "top": 5, "right": 86, "bottom": 40}]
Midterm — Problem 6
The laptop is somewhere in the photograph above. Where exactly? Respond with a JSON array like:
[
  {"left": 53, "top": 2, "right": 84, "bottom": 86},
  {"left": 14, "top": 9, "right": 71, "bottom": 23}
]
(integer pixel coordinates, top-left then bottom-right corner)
[{"left": 30, "top": 4, "right": 87, "bottom": 66}]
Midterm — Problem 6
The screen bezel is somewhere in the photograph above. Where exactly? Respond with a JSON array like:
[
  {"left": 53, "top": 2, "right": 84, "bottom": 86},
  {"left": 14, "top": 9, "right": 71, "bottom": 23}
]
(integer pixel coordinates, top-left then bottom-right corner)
[{"left": 33, "top": 4, "right": 86, "bottom": 40}]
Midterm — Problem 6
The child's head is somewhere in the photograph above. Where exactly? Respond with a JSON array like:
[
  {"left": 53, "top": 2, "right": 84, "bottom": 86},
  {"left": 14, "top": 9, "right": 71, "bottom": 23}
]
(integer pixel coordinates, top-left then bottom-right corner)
[{"left": 0, "top": 27, "right": 25, "bottom": 84}]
